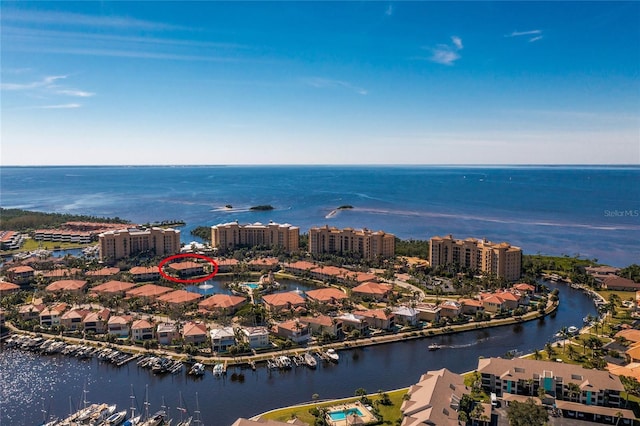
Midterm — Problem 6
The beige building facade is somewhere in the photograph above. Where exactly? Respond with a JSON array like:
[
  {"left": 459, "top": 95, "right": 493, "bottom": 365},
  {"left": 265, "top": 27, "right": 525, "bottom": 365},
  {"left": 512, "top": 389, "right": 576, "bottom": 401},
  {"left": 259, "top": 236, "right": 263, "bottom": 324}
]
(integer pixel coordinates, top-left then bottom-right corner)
[
  {"left": 99, "top": 227, "right": 181, "bottom": 261},
  {"left": 210, "top": 221, "right": 299, "bottom": 252},
  {"left": 429, "top": 234, "right": 522, "bottom": 281},
  {"left": 308, "top": 225, "right": 395, "bottom": 259}
]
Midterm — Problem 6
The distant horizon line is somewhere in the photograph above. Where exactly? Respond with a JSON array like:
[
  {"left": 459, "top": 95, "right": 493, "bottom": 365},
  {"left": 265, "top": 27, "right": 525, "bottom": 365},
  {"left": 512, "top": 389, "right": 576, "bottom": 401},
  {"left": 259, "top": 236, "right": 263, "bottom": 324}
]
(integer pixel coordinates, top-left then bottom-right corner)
[{"left": 2, "top": 163, "right": 639, "bottom": 168}]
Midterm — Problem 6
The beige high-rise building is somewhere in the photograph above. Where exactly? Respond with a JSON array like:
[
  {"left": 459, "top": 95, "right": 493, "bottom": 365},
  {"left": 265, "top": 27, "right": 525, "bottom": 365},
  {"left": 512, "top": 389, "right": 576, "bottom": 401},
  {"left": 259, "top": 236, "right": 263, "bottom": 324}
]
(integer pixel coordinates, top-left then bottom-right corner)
[
  {"left": 429, "top": 234, "right": 522, "bottom": 281},
  {"left": 211, "top": 221, "right": 299, "bottom": 252},
  {"left": 308, "top": 225, "right": 395, "bottom": 259},
  {"left": 99, "top": 227, "right": 181, "bottom": 261}
]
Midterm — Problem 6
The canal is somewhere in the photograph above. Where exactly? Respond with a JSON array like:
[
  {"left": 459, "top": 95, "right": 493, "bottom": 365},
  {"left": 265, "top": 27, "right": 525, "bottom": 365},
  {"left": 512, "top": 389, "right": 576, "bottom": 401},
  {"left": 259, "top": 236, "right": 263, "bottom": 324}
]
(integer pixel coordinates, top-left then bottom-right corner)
[{"left": 0, "top": 282, "right": 598, "bottom": 426}]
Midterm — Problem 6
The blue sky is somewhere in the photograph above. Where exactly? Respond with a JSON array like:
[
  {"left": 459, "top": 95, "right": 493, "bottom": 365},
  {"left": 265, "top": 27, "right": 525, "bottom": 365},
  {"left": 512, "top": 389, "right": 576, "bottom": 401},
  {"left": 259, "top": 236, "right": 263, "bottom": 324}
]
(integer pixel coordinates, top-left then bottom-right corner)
[{"left": 1, "top": 1, "right": 638, "bottom": 165}]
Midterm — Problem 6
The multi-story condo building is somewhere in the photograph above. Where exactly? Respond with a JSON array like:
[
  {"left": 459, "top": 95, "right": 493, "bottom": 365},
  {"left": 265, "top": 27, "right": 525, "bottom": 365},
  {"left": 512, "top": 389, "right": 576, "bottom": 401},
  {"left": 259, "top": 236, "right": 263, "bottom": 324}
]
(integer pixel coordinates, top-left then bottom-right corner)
[
  {"left": 210, "top": 221, "right": 299, "bottom": 252},
  {"left": 308, "top": 225, "right": 395, "bottom": 259},
  {"left": 429, "top": 234, "right": 522, "bottom": 281},
  {"left": 99, "top": 227, "right": 180, "bottom": 261}
]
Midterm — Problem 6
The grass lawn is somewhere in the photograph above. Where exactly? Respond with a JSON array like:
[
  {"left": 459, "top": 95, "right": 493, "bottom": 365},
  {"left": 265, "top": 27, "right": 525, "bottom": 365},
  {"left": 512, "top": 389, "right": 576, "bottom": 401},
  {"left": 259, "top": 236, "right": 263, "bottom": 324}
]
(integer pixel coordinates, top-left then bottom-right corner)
[
  {"left": 597, "top": 290, "right": 637, "bottom": 303},
  {"left": 1, "top": 238, "right": 94, "bottom": 254},
  {"left": 260, "top": 388, "right": 407, "bottom": 424}
]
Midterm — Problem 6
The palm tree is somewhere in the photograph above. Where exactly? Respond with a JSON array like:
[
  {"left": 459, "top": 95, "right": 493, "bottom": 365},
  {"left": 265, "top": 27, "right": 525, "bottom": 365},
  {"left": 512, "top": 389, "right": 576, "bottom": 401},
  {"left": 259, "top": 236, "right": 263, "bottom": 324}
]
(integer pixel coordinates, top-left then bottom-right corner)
[
  {"left": 544, "top": 342, "right": 554, "bottom": 359},
  {"left": 566, "top": 382, "right": 581, "bottom": 403}
]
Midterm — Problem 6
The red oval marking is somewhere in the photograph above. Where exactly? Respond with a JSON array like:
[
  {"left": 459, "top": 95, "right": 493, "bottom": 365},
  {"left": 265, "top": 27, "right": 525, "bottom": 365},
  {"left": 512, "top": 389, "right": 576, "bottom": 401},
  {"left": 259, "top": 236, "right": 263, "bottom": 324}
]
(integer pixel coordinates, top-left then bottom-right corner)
[{"left": 158, "top": 253, "right": 219, "bottom": 284}]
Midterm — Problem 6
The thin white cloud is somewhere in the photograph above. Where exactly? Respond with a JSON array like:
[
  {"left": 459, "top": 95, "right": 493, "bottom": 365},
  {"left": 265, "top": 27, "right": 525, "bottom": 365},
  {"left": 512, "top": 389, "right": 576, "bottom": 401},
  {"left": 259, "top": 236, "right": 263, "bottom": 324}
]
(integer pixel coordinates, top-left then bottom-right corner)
[
  {"left": 304, "top": 77, "right": 368, "bottom": 95},
  {"left": 506, "top": 29, "right": 544, "bottom": 42},
  {"left": 1, "top": 75, "right": 67, "bottom": 91},
  {"left": 385, "top": 5, "right": 394, "bottom": 16},
  {"left": 426, "top": 36, "right": 463, "bottom": 66},
  {"left": 54, "top": 89, "right": 95, "bottom": 97},
  {"left": 37, "top": 103, "right": 82, "bottom": 109}
]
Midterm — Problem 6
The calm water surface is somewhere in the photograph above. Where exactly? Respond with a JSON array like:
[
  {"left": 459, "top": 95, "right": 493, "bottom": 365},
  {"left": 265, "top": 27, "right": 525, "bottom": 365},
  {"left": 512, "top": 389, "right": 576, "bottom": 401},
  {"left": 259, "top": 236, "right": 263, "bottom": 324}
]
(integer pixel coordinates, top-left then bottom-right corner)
[{"left": 0, "top": 283, "right": 597, "bottom": 426}]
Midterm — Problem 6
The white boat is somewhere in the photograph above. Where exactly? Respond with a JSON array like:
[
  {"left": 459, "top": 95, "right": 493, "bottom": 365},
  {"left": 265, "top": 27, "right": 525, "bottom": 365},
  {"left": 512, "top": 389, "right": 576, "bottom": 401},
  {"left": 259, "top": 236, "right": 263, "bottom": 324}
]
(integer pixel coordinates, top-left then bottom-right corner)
[
  {"left": 567, "top": 326, "right": 579, "bottom": 335},
  {"left": 428, "top": 343, "right": 441, "bottom": 351},
  {"left": 276, "top": 356, "right": 292, "bottom": 369},
  {"left": 212, "top": 363, "right": 225, "bottom": 376},
  {"left": 326, "top": 349, "right": 339, "bottom": 362},
  {"left": 123, "top": 415, "right": 141, "bottom": 426},
  {"left": 104, "top": 410, "right": 127, "bottom": 425},
  {"left": 141, "top": 411, "right": 165, "bottom": 426},
  {"left": 304, "top": 352, "right": 317, "bottom": 369},
  {"left": 189, "top": 363, "right": 205, "bottom": 376}
]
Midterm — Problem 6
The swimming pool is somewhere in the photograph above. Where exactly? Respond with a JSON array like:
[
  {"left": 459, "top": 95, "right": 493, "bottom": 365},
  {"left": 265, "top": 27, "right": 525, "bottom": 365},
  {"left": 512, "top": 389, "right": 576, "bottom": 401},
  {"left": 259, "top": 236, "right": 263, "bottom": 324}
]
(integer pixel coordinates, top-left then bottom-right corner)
[{"left": 328, "top": 408, "right": 363, "bottom": 421}]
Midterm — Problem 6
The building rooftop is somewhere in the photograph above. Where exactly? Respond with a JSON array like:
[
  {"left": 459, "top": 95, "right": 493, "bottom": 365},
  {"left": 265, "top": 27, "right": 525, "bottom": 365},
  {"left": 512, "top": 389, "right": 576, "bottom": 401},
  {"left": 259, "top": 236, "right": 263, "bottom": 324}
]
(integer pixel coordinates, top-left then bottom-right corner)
[
  {"left": 126, "top": 284, "right": 173, "bottom": 298},
  {"left": 86, "top": 267, "right": 120, "bottom": 277},
  {"left": 198, "top": 294, "right": 247, "bottom": 310},
  {"left": 156, "top": 290, "right": 202, "bottom": 304},
  {"left": 91, "top": 280, "right": 136, "bottom": 294},
  {"left": 305, "top": 287, "right": 348, "bottom": 303},
  {"left": 352, "top": 282, "right": 392, "bottom": 296},
  {"left": 262, "top": 292, "right": 306, "bottom": 308},
  {"left": 45, "top": 280, "right": 88, "bottom": 292}
]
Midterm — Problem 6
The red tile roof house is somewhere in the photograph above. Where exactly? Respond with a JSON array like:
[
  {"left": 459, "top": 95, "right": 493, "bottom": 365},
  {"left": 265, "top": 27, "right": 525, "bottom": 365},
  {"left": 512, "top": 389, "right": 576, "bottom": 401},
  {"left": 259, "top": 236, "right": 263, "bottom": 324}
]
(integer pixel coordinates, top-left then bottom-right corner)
[
  {"left": 82, "top": 308, "right": 111, "bottom": 334},
  {"left": 18, "top": 304, "right": 45, "bottom": 322},
  {"left": 353, "top": 309, "right": 395, "bottom": 331},
  {"left": 157, "top": 322, "right": 180, "bottom": 345},
  {"left": 198, "top": 294, "right": 247, "bottom": 315},
  {"left": 602, "top": 276, "right": 640, "bottom": 291},
  {"left": 39, "top": 303, "right": 68, "bottom": 327},
  {"left": 284, "top": 260, "right": 317, "bottom": 276},
  {"left": 309, "top": 265, "right": 350, "bottom": 283},
  {"left": 459, "top": 298, "right": 484, "bottom": 316},
  {"left": 40, "top": 268, "right": 82, "bottom": 279},
  {"left": 125, "top": 284, "right": 173, "bottom": 303},
  {"left": 156, "top": 290, "right": 203, "bottom": 306},
  {"left": 129, "top": 266, "right": 160, "bottom": 282},
  {"left": 512, "top": 283, "right": 536, "bottom": 295},
  {"left": 305, "top": 287, "right": 349, "bottom": 305},
  {"left": 85, "top": 267, "right": 120, "bottom": 279},
  {"left": 213, "top": 258, "right": 240, "bottom": 273},
  {"left": 346, "top": 271, "right": 379, "bottom": 285},
  {"left": 274, "top": 319, "right": 311, "bottom": 344},
  {"left": 0, "top": 281, "right": 20, "bottom": 296},
  {"left": 60, "top": 308, "right": 89, "bottom": 331},
  {"left": 6, "top": 265, "right": 35, "bottom": 284},
  {"left": 481, "top": 294, "right": 507, "bottom": 313},
  {"left": 352, "top": 282, "right": 393, "bottom": 301},
  {"left": 131, "top": 319, "right": 155, "bottom": 341},
  {"left": 108, "top": 315, "right": 133, "bottom": 338},
  {"left": 165, "top": 261, "right": 206, "bottom": 278},
  {"left": 299, "top": 315, "right": 343, "bottom": 338},
  {"left": 90, "top": 280, "right": 136, "bottom": 297},
  {"left": 438, "top": 300, "right": 462, "bottom": 319},
  {"left": 492, "top": 291, "right": 522, "bottom": 310},
  {"left": 182, "top": 321, "right": 208, "bottom": 345},
  {"left": 262, "top": 292, "right": 306, "bottom": 313},
  {"left": 45, "top": 279, "right": 88, "bottom": 295},
  {"left": 248, "top": 257, "right": 280, "bottom": 271}
]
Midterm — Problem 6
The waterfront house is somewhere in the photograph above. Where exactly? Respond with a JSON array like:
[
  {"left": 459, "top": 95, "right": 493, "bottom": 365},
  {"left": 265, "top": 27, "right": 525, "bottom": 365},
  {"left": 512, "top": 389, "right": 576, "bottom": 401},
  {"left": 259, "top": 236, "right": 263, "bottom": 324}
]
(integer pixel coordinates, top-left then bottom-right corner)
[
  {"left": 602, "top": 276, "right": 640, "bottom": 291},
  {"left": 0, "top": 281, "right": 20, "bottom": 296},
  {"left": 401, "top": 368, "right": 469, "bottom": 426},
  {"left": 414, "top": 303, "right": 441, "bottom": 323},
  {"left": 45, "top": 279, "right": 88, "bottom": 295},
  {"left": 131, "top": 319, "right": 155, "bottom": 341},
  {"left": 210, "top": 326, "right": 236, "bottom": 353},
  {"left": 392, "top": 306, "right": 419, "bottom": 326},
  {"left": 82, "top": 308, "right": 110, "bottom": 334},
  {"left": 91, "top": 280, "right": 136, "bottom": 297},
  {"left": 585, "top": 266, "right": 620, "bottom": 281},
  {"left": 241, "top": 326, "right": 271, "bottom": 349},
  {"left": 512, "top": 283, "right": 536, "bottom": 295},
  {"left": 6, "top": 265, "right": 35, "bottom": 284},
  {"left": 39, "top": 303, "right": 68, "bottom": 328},
  {"left": 248, "top": 257, "right": 280, "bottom": 272},
  {"left": 299, "top": 315, "right": 342, "bottom": 338},
  {"left": 107, "top": 315, "right": 133, "bottom": 338},
  {"left": 304, "top": 287, "right": 348, "bottom": 305},
  {"left": 262, "top": 292, "right": 306, "bottom": 313},
  {"left": 309, "top": 265, "right": 350, "bottom": 283},
  {"left": 351, "top": 282, "right": 393, "bottom": 301},
  {"left": 493, "top": 291, "right": 522, "bottom": 309},
  {"left": 477, "top": 357, "right": 631, "bottom": 420},
  {"left": 129, "top": 266, "right": 160, "bottom": 282},
  {"left": 18, "top": 304, "right": 45, "bottom": 322},
  {"left": 156, "top": 289, "right": 202, "bottom": 306},
  {"left": 284, "top": 260, "right": 317, "bottom": 276},
  {"left": 60, "top": 308, "right": 89, "bottom": 331},
  {"left": 214, "top": 258, "right": 240, "bottom": 272},
  {"left": 353, "top": 309, "right": 395, "bottom": 331},
  {"left": 274, "top": 320, "right": 310, "bottom": 344},
  {"left": 480, "top": 295, "right": 507, "bottom": 313},
  {"left": 198, "top": 294, "right": 247, "bottom": 315},
  {"left": 166, "top": 261, "right": 206, "bottom": 278},
  {"left": 157, "top": 323, "right": 180, "bottom": 345},
  {"left": 438, "top": 300, "right": 462, "bottom": 319},
  {"left": 182, "top": 321, "right": 208, "bottom": 345},
  {"left": 335, "top": 313, "right": 368, "bottom": 334},
  {"left": 460, "top": 298, "right": 485, "bottom": 315}
]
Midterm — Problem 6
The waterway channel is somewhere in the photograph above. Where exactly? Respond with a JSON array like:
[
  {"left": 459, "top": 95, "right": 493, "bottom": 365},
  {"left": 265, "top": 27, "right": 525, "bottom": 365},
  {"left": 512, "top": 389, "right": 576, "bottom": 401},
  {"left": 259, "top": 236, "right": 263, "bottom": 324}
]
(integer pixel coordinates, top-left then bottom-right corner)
[{"left": 0, "top": 282, "right": 598, "bottom": 426}]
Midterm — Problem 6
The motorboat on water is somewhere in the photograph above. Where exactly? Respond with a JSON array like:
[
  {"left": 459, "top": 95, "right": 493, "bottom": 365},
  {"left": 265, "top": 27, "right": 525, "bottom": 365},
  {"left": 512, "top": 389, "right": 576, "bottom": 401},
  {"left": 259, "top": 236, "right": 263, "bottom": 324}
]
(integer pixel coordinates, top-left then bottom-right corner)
[
  {"left": 428, "top": 343, "right": 441, "bottom": 351},
  {"left": 212, "top": 363, "right": 225, "bottom": 376},
  {"left": 304, "top": 352, "right": 317, "bottom": 369},
  {"left": 326, "top": 348, "right": 339, "bottom": 362},
  {"left": 141, "top": 410, "right": 166, "bottom": 426},
  {"left": 189, "top": 362, "right": 205, "bottom": 376},
  {"left": 103, "top": 410, "right": 127, "bottom": 425}
]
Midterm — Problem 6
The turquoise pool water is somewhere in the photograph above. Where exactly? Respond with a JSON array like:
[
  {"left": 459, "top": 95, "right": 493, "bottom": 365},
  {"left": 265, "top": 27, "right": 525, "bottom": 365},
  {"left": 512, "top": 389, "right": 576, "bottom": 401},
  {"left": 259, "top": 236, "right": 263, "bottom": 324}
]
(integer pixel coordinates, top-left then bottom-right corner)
[
  {"left": 243, "top": 283, "right": 260, "bottom": 289},
  {"left": 328, "top": 408, "right": 363, "bottom": 421}
]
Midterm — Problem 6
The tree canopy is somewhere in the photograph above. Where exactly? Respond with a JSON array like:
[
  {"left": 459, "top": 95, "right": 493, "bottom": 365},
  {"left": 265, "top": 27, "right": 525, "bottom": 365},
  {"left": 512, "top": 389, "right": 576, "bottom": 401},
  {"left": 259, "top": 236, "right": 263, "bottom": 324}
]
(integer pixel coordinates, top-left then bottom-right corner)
[{"left": 506, "top": 398, "right": 548, "bottom": 426}]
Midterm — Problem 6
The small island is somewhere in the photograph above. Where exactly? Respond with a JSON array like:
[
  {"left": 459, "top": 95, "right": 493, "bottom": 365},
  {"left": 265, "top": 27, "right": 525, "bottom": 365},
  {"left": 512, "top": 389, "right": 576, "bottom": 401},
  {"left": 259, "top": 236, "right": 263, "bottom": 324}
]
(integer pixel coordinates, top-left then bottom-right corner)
[
  {"left": 250, "top": 205, "right": 275, "bottom": 211},
  {"left": 337, "top": 205, "right": 353, "bottom": 210},
  {"left": 225, "top": 204, "right": 233, "bottom": 209}
]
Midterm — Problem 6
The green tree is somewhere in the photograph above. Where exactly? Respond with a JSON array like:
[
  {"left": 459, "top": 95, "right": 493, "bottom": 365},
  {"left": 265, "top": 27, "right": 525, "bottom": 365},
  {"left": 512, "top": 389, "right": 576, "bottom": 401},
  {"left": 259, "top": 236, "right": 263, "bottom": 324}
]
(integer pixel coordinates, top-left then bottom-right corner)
[{"left": 506, "top": 398, "right": 548, "bottom": 426}]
